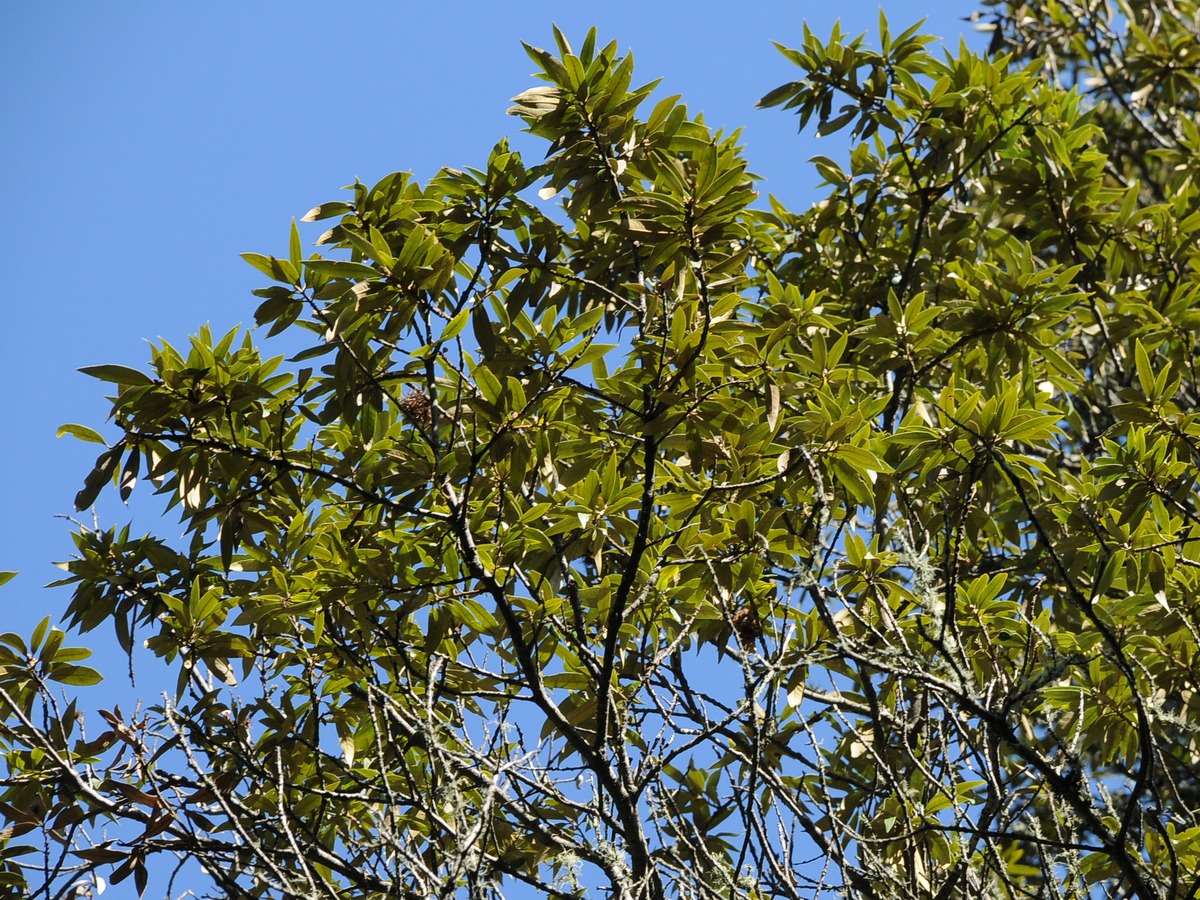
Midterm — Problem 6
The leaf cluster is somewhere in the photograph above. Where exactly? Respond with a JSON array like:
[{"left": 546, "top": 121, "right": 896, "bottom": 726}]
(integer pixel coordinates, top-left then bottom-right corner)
[{"left": 6, "top": 7, "right": 1200, "bottom": 900}]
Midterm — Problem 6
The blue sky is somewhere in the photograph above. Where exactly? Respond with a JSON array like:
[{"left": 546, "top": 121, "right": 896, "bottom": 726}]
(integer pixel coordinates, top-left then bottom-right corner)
[{"left": 1, "top": 3, "right": 984, "bottom": 889}]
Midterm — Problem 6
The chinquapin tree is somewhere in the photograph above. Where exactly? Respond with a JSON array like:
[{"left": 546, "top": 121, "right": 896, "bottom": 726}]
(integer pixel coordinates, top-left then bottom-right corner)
[{"left": 5, "top": 2, "right": 1200, "bottom": 897}]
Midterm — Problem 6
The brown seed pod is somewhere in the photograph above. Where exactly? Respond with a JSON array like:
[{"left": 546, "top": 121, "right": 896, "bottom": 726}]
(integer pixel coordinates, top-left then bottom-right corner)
[
  {"left": 400, "top": 388, "right": 433, "bottom": 427},
  {"left": 731, "top": 606, "right": 762, "bottom": 650}
]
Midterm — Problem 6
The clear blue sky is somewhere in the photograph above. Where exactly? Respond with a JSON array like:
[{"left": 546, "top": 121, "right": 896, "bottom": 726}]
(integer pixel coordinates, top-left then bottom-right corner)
[{"left": 0, "top": 0, "right": 984, "bottom": 874}]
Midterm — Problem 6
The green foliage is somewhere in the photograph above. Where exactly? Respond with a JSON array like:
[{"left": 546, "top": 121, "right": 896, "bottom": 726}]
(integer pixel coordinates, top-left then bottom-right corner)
[{"left": 6, "top": 5, "right": 1200, "bottom": 899}]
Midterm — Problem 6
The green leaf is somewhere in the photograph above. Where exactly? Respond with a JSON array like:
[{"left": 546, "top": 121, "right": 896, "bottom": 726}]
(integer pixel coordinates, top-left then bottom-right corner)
[
  {"left": 442, "top": 305, "right": 471, "bottom": 342},
  {"left": 473, "top": 305, "right": 497, "bottom": 358},
  {"left": 219, "top": 511, "right": 240, "bottom": 573},
  {"left": 240, "top": 251, "right": 297, "bottom": 283},
  {"left": 1134, "top": 339, "right": 1154, "bottom": 398},
  {"left": 48, "top": 664, "right": 103, "bottom": 686},
  {"left": 300, "top": 201, "right": 352, "bottom": 222},
  {"left": 74, "top": 445, "right": 123, "bottom": 511},
  {"left": 289, "top": 217, "right": 302, "bottom": 267},
  {"left": 0, "top": 571, "right": 15, "bottom": 588},
  {"left": 474, "top": 365, "right": 503, "bottom": 404},
  {"left": 119, "top": 447, "right": 140, "bottom": 503},
  {"left": 303, "top": 259, "right": 381, "bottom": 281},
  {"left": 77, "top": 364, "right": 155, "bottom": 386},
  {"left": 56, "top": 424, "right": 108, "bottom": 445},
  {"left": 30, "top": 615, "right": 48, "bottom": 650}
]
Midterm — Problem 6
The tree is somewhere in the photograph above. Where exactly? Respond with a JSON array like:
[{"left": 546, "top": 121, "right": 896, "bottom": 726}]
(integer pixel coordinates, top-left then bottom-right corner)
[{"left": 5, "top": 3, "right": 1200, "bottom": 897}]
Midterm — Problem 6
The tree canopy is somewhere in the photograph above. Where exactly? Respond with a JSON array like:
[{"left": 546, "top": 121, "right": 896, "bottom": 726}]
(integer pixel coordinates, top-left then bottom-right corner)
[{"left": 6, "top": 2, "right": 1200, "bottom": 898}]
